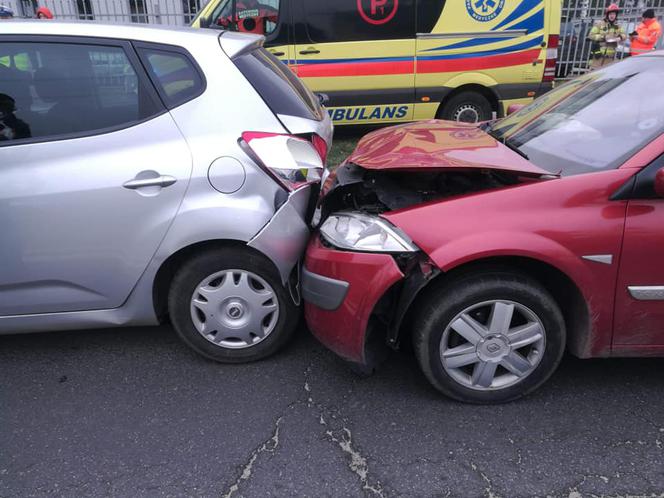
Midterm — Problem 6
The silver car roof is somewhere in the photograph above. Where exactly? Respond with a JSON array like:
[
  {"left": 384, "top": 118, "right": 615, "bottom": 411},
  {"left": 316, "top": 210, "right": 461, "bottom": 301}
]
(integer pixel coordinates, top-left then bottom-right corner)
[{"left": 0, "top": 19, "right": 263, "bottom": 54}]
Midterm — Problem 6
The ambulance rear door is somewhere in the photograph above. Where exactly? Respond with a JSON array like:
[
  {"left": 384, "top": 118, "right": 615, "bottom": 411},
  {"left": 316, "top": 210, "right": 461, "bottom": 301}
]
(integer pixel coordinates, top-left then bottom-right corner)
[{"left": 292, "top": 0, "right": 416, "bottom": 126}]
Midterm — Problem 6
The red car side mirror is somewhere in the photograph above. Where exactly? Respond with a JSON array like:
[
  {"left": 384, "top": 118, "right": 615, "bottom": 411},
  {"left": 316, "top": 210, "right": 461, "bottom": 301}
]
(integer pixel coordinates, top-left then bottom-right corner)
[
  {"left": 655, "top": 168, "right": 664, "bottom": 198},
  {"left": 507, "top": 104, "right": 525, "bottom": 116}
]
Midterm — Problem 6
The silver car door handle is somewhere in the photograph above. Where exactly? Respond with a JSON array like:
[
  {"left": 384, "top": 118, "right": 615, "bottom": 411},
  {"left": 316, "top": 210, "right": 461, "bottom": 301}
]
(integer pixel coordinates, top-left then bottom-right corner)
[{"left": 123, "top": 175, "right": 177, "bottom": 190}]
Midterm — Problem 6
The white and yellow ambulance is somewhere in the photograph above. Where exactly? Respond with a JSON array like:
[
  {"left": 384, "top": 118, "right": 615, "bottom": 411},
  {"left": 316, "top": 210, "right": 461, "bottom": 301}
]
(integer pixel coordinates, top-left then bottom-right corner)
[{"left": 193, "top": 0, "right": 561, "bottom": 125}]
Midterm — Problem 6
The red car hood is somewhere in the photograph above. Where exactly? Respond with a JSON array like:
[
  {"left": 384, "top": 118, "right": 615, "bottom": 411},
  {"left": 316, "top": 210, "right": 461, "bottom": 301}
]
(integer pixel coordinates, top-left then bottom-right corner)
[{"left": 345, "top": 120, "right": 550, "bottom": 177}]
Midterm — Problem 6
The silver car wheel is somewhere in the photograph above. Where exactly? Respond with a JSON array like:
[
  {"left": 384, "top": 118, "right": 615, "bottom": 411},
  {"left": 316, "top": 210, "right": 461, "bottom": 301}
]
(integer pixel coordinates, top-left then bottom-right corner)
[
  {"left": 190, "top": 269, "right": 279, "bottom": 349},
  {"left": 453, "top": 104, "right": 481, "bottom": 123},
  {"left": 439, "top": 300, "right": 546, "bottom": 391}
]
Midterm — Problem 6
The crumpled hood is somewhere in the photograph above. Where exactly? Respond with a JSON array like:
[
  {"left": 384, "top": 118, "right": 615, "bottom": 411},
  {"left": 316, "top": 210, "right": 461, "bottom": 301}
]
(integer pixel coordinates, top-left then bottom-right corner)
[{"left": 345, "top": 119, "right": 550, "bottom": 177}]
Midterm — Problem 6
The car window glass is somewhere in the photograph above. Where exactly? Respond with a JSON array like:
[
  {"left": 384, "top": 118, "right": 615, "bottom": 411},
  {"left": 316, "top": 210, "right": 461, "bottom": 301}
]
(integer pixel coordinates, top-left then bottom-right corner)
[
  {"left": 417, "top": 0, "right": 445, "bottom": 34},
  {"left": 233, "top": 48, "right": 322, "bottom": 120},
  {"left": 209, "top": 0, "right": 280, "bottom": 35},
  {"left": 138, "top": 49, "right": 203, "bottom": 108},
  {"left": 301, "top": 0, "right": 415, "bottom": 43},
  {"left": 488, "top": 57, "right": 664, "bottom": 176},
  {"left": 0, "top": 42, "right": 160, "bottom": 145}
]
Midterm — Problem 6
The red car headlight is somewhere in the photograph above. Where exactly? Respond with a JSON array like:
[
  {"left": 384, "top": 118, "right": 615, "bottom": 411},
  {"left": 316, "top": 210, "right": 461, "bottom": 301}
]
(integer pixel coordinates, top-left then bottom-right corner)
[{"left": 320, "top": 212, "right": 418, "bottom": 253}]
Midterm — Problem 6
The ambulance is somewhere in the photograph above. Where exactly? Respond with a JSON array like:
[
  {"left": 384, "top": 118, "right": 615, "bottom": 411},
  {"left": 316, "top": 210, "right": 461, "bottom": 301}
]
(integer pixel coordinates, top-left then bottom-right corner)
[{"left": 193, "top": 0, "right": 561, "bottom": 125}]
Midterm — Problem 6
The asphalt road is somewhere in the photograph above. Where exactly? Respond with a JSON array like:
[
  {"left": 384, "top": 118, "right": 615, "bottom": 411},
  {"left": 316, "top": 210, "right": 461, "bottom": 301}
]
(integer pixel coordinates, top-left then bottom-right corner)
[{"left": 1, "top": 324, "right": 664, "bottom": 498}]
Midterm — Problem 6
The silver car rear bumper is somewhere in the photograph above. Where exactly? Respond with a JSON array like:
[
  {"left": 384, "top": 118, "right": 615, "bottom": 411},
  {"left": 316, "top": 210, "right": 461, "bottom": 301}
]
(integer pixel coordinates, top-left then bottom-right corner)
[{"left": 248, "top": 184, "right": 314, "bottom": 284}]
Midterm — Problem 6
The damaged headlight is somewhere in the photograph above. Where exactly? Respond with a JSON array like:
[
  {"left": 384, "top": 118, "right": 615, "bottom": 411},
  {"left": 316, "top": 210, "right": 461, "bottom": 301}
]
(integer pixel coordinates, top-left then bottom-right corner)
[{"left": 320, "top": 212, "right": 418, "bottom": 253}]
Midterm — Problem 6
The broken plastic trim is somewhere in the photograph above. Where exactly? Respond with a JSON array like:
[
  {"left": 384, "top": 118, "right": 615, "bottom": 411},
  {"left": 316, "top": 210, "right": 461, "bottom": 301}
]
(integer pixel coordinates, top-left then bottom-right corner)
[
  {"left": 386, "top": 257, "right": 441, "bottom": 349},
  {"left": 362, "top": 252, "right": 441, "bottom": 361}
]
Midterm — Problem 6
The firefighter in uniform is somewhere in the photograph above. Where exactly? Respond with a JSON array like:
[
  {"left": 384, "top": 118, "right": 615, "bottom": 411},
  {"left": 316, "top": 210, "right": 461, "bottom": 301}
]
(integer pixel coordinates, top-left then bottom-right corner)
[{"left": 588, "top": 3, "right": 627, "bottom": 70}]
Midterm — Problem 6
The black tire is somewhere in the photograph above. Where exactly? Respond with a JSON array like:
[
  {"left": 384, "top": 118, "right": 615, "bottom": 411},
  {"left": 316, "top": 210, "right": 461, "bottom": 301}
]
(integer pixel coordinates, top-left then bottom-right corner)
[
  {"left": 413, "top": 272, "right": 565, "bottom": 404},
  {"left": 438, "top": 91, "right": 493, "bottom": 123},
  {"left": 168, "top": 247, "right": 298, "bottom": 363}
]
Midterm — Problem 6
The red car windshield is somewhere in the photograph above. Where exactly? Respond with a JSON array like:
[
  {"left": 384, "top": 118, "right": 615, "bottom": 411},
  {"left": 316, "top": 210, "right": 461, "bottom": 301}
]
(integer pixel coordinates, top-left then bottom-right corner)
[{"left": 487, "top": 56, "right": 664, "bottom": 176}]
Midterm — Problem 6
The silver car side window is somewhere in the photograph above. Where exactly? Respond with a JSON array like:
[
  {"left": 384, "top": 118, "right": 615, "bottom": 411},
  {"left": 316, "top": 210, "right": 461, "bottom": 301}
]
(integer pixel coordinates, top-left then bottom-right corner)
[{"left": 0, "top": 41, "right": 161, "bottom": 145}]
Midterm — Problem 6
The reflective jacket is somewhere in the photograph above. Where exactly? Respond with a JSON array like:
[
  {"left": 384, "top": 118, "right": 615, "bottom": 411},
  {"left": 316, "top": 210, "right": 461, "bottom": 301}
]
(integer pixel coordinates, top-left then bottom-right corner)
[
  {"left": 631, "top": 18, "right": 662, "bottom": 55},
  {"left": 589, "top": 19, "right": 627, "bottom": 59}
]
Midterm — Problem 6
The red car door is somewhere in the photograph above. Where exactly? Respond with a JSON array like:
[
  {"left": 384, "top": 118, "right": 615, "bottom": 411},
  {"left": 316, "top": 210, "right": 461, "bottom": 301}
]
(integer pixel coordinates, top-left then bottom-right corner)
[{"left": 613, "top": 156, "right": 664, "bottom": 353}]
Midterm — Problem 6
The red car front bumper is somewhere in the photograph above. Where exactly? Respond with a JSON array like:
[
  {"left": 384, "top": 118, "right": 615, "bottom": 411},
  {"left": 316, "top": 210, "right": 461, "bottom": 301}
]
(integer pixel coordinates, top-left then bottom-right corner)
[{"left": 302, "top": 236, "right": 404, "bottom": 364}]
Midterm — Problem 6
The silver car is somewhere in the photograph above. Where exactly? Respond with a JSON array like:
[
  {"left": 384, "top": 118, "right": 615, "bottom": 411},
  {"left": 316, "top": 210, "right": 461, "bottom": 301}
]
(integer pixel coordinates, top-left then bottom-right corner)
[{"left": 0, "top": 21, "right": 332, "bottom": 362}]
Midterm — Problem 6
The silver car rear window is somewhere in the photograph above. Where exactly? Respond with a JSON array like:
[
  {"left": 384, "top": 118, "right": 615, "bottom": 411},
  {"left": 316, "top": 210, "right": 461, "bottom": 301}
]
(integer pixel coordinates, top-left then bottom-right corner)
[{"left": 233, "top": 48, "right": 322, "bottom": 121}]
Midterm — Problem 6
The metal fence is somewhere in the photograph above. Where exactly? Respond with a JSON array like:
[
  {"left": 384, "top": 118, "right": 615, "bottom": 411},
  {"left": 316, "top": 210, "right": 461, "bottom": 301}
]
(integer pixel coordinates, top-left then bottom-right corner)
[
  {"left": 5, "top": 0, "right": 208, "bottom": 25},
  {"left": 558, "top": 0, "right": 664, "bottom": 78}
]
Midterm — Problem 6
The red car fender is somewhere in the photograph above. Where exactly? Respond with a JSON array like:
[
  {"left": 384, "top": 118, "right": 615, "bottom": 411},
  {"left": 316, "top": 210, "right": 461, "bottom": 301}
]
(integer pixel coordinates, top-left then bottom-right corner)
[
  {"left": 424, "top": 232, "right": 606, "bottom": 353},
  {"left": 426, "top": 231, "right": 598, "bottom": 287},
  {"left": 304, "top": 238, "right": 404, "bottom": 364},
  {"left": 383, "top": 168, "right": 637, "bottom": 357}
]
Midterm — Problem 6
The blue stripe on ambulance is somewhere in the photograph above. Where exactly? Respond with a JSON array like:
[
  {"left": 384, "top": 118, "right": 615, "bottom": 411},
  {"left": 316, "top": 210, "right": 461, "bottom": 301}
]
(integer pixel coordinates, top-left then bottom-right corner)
[
  {"left": 493, "top": 0, "right": 543, "bottom": 30},
  {"left": 503, "top": 8, "right": 544, "bottom": 32},
  {"left": 293, "top": 35, "right": 544, "bottom": 69},
  {"left": 418, "top": 36, "right": 544, "bottom": 59}
]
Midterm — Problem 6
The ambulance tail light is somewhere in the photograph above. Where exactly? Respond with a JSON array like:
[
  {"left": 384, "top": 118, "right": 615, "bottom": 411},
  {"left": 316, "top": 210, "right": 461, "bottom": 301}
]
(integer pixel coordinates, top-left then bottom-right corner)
[
  {"left": 543, "top": 35, "right": 559, "bottom": 82},
  {"left": 241, "top": 132, "right": 325, "bottom": 191}
]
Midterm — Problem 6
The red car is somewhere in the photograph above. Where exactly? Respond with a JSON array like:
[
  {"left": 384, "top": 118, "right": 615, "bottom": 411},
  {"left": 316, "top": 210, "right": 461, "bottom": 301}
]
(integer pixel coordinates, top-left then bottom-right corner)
[{"left": 302, "top": 54, "right": 664, "bottom": 404}]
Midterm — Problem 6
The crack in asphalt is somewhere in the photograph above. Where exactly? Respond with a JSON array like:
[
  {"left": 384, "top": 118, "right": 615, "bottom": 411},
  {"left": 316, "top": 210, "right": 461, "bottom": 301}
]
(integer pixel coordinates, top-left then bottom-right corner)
[
  {"left": 507, "top": 437, "right": 523, "bottom": 467},
  {"left": 567, "top": 493, "right": 664, "bottom": 498},
  {"left": 216, "top": 359, "right": 664, "bottom": 498},
  {"left": 303, "top": 362, "right": 386, "bottom": 498},
  {"left": 217, "top": 357, "right": 385, "bottom": 498},
  {"left": 469, "top": 461, "right": 500, "bottom": 498},
  {"left": 566, "top": 474, "right": 589, "bottom": 498},
  {"left": 631, "top": 393, "right": 664, "bottom": 451},
  {"left": 562, "top": 473, "right": 664, "bottom": 498},
  {"left": 320, "top": 416, "right": 385, "bottom": 498},
  {"left": 220, "top": 416, "right": 283, "bottom": 498}
]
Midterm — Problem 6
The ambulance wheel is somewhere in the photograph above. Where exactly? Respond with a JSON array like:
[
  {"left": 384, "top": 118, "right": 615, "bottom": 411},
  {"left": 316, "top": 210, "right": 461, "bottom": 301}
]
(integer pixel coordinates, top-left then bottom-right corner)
[{"left": 439, "top": 91, "right": 493, "bottom": 123}]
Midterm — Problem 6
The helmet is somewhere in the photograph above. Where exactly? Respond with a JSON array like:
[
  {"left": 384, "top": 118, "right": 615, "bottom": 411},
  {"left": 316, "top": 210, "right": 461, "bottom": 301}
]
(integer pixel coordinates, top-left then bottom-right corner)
[
  {"left": 606, "top": 3, "right": 620, "bottom": 15},
  {"left": 0, "top": 4, "right": 14, "bottom": 17},
  {"left": 36, "top": 6, "right": 54, "bottom": 18}
]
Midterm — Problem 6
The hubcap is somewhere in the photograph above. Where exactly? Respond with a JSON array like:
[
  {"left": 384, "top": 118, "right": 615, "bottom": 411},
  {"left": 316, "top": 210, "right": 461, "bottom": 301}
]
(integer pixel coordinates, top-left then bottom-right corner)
[
  {"left": 453, "top": 104, "right": 481, "bottom": 123},
  {"left": 190, "top": 269, "right": 279, "bottom": 349},
  {"left": 439, "top": 300, "right": 546, "bottom": 391}
]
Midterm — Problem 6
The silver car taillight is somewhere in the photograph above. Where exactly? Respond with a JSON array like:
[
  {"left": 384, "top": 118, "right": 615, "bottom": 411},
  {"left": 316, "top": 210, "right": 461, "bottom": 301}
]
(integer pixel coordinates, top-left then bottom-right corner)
[{"left": 242, "top": 132, "right": 326, "bottom": 191}]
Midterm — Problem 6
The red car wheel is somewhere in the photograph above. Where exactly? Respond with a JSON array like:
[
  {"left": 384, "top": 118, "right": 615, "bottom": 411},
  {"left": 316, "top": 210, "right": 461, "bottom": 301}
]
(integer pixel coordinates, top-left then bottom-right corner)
[{"left": 413, "top": 271, "right": 566, "bottom": 404}]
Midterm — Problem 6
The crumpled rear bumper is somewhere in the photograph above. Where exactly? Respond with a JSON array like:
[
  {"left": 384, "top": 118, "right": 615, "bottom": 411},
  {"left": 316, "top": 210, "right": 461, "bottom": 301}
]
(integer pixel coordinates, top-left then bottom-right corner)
[
  {"left": 248, "top": 184, "right": 314, "bottom": 284},
  {"left": 302, "top": 236, "right": 404, "bottom": 364}
]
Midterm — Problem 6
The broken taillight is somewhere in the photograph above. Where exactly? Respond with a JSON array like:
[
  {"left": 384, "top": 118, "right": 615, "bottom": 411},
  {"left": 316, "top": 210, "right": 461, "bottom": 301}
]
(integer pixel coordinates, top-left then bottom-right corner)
[{"left": 241, "top": 132, "right": 326, "bottom": 191}]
